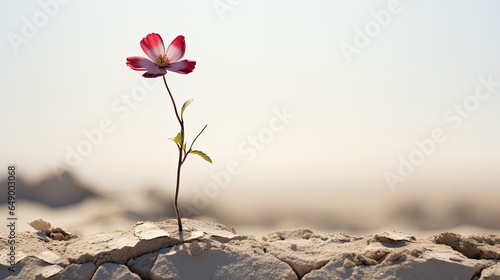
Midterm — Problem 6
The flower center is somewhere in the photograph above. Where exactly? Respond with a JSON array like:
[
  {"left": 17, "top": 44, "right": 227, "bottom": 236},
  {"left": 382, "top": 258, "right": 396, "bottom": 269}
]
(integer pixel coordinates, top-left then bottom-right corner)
[{"left": 156, "top": 54, "right": 169, "bottom": 68}]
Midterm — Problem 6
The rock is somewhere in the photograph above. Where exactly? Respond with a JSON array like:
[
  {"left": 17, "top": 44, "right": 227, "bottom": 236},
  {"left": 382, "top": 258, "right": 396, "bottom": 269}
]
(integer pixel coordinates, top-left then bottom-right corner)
[
  {"left": 35, "top": 251, "right": 68, "bottom": 266},
  {"left": 92, "top": 263, "right": 141, "bottom": 280},
  {"left": 39, "top": 264, "right": 64, "bottom": 278},
  {"left": 433, "top": 232, "right": 500, "bottom": 259},
  {"left": 0, "top": 257, "right": 60, "bottom": 280},
  {"left": 134, "top": 222, "right": 170, "bottom": 240},
  {"left": 149, "top": 238, "right": 297, "bottom": 280},
  {"left": 51, "top": 263, "right": 97, "bottom": 280},
  {"left": 127, "top": 248, "right": 170, "bottom": 280},
  {"left": 372, "top": 231, "right": 416, "bottom": 243},
  {"left": 65, "top": 221, "right": 180, "bottom": 265},
  {"left": 28, "top": 219, "right": 73, "bottom": 241},
  {"left": 264, "top": 228, "right": 497, "bottom": 280},
  {"left": 264, "top": 228, "right": 346, "bottom": 277},
  {"left": 480, "top": 262, "right": 500, "bottom": 280}
]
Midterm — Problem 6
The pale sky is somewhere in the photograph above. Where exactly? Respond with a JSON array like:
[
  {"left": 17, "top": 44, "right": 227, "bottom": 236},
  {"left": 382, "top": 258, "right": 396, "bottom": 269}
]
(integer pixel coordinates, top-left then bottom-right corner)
[{"left": 1, "top": 0, "right": 499, "bottom": 206}]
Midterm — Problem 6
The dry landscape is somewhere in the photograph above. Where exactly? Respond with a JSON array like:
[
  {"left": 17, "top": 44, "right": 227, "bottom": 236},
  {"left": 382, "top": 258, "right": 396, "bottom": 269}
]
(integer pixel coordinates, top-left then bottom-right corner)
[{"left": 1, "top": 219, "right": 499, "bottom": 279}]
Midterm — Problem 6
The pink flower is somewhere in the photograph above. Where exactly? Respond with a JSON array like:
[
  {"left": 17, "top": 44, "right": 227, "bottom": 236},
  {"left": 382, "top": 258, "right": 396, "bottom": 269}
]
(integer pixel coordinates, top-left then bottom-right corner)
[{"left": 126, "top": 33, "right": 196, "bottom": 78}]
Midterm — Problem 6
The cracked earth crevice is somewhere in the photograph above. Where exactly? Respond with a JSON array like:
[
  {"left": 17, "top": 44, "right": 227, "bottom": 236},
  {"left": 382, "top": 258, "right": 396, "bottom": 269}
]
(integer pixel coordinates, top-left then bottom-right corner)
[{"left": 432, "top": 232, "right": 500, "bottom": 259}]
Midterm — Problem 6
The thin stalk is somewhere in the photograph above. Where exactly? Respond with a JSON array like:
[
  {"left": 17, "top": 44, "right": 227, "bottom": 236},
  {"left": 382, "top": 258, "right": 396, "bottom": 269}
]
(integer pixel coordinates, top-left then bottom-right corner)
[
  {"left": 163, "top": 75, "right": 184, "bottom": 232},
  {"left": 174, "top": 144, "right": 183, "bottom": 232},
  {"left": 163, "top": 76, "right": 182, "bottom": 125}
]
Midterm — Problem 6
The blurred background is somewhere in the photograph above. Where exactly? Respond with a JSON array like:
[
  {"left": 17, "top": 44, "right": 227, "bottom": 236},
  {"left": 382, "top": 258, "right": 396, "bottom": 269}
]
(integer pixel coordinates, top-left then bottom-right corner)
[{"left": 1, "top": 0, "right": 499, "bottom": 237}]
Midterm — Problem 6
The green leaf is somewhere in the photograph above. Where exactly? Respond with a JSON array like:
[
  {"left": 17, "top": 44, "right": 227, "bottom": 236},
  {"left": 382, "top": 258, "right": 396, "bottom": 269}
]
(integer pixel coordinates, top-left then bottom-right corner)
[
  {"left": 190, "top": 150, "right": 212, "bottom": 163},
  {"left": 170, "top": 132, "right": 182, "bottom": 147},
  {"left": 181, "top": 99, "right": 194, "bottom": 117}
]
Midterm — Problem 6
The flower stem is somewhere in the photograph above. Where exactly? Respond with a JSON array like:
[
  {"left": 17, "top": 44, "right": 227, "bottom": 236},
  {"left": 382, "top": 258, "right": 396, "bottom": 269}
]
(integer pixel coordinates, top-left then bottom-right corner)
[
  {"left": 174, "top": 145, "right": 183, "bottom": 232},
  {"left": 163, "top": 75, "right": 184, "bottom": 232}
]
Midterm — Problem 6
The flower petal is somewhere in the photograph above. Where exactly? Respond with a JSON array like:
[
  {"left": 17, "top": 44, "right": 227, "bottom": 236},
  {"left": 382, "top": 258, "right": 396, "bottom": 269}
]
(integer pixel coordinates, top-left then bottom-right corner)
[
  {"left": 166, "top": 35, "right": 186, "bottom": 62},
  {"left": 126, "top": 56, "right": 166, "bottom": 78},
  {"left": 143, "top": 69, "right": 167, "bottom": 78},
  {"left": 126, "top": 56, "right": 157, "bottom": 71},
  {"left": 167, "top": 60, "right": 196, "bottom": 74},
  {"left": 140, "top": 33, "right": 165, "bottom": 61}
]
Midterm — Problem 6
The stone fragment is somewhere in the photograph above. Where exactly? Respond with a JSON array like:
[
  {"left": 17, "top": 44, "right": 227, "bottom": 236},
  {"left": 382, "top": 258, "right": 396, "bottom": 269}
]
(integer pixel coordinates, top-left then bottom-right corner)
[
  {"left": 128, "top": 248, "right": 170, "bottom": 280},
  {"left": 40, "top": 264, "right": 64, "bottom": 278},
  {"left": 35, "top": 250, "right": 68, "bottom": 266},
  {"left": 264, "top": 228, "right": 348, "bottom": 278},
  {"left": 91, "top": 263, "right": 141, "bottom": 280},
  {"left": 479, "top": 262, "right": 500, "bottom": 280},
  {"left": 150, "top": 241, "right": 297, "bottom": 280},
  {"left": 373, "top": 231, "right": 416, "bottom": 243},
  {"left": 134, "top": 222, "right": 170, "bottom": 240},
  {"left": 51, "top": 263, "right": 97, "bottom": 280},
  {"left": 433, "top": 232, "right": 500, "bottom": 259},
  {"left": 0, "top": 257, "right": 54, "bottom": 280}
]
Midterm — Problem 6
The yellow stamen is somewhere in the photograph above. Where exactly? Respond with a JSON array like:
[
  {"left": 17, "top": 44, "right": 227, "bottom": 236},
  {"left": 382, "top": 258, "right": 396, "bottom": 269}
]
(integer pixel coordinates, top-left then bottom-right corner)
[{"left": 156, "top": 54, "right": 169, "bottom": 68}]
